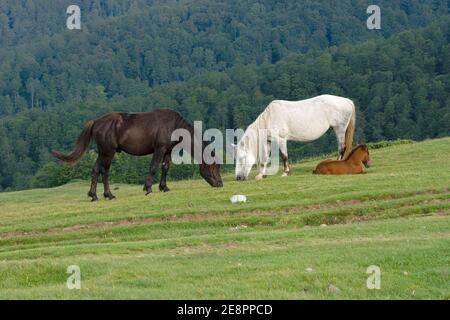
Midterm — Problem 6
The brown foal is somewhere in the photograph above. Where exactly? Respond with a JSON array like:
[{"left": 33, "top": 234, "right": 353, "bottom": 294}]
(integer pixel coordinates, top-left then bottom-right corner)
[{"left": 313, "top": 144, "right": 370, "bottom": 175}]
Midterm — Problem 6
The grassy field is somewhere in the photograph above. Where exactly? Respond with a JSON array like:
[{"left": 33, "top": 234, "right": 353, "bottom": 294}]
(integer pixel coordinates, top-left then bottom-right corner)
[{"left": 0, "top": 138, "right": 449, "bottom": 299}]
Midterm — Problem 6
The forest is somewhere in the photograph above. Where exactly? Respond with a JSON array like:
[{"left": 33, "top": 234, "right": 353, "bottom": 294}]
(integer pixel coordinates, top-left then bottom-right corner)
[{"left": 0, "top": 0, "right": 449, "bottom": 190}]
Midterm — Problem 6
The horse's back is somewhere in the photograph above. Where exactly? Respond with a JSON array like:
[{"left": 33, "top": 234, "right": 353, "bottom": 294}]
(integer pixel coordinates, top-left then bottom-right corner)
[
  {"left": 92, "top": 108, "right": 185, "bottom": 156},
  {"left": 268, "top": 95, "right": 353, "bottom": 113},
  {"left": 94, "top": 109, "right": 183, "bottom": 129},
  {"left": 115, "top": 108, "right": 183, "bottom": 122},
  {"left": 262, "top": 95, "right": 354, "bottom": 138}
]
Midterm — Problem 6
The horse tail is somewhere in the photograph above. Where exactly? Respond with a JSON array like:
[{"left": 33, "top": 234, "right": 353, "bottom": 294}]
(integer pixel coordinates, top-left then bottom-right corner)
[
  {"left": 51, "top": 120, "right": 95, "bottom": 164},
  {"left": 343, "top": 103, "right": 356, "bottom": 159}
]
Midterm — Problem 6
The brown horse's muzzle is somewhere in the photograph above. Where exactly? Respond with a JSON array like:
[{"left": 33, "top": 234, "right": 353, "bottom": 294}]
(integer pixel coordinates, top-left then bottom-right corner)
[
  {"left": 206, "top": 176, "right": 223, "bottom": 187},
  {"left": 200, "top": 163, "right": 223, "bottom": 187},
  {"left": 212, "top": 171, "right": 224, "bottom": 187}
]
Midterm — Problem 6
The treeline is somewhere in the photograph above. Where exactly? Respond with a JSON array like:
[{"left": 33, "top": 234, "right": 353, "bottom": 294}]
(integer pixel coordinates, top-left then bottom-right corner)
[
  {"left": 0, "top": 0, "right": 448, "bottom": 114},
  {"left": 0, "top": 17, "right": 449, "bottom": 190}
]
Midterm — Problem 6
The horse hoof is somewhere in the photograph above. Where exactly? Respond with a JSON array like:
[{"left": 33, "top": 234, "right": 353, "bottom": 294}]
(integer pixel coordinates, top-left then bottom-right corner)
[
  {"left": 91, "top": 196, "right": 98, "bottom": 202},
  {"left": 104, "top": 194, "right": 116, "bottom": 200},
  {"left": 145, "top": 190, "right": 152, "bottom": 196},
  {"left": 255, "top": 174, "right": 264, "bottom": 180},
  {"left": 159, "top": 186, "right": 170, "bottom": 192},
  {"left": 282, "top": 172, "right": 289, "bottom": 177}
]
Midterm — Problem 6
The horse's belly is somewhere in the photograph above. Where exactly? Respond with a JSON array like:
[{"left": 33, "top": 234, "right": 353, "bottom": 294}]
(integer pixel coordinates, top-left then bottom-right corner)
[
  {"left": 286, "top": 120, "right": 330, "bottom": 141},
  {"left": 117, "top": 130, "right": 155, "bottom": 156},
  {"left": 120, "top": 145, "right": 154, "bottom": 156}
]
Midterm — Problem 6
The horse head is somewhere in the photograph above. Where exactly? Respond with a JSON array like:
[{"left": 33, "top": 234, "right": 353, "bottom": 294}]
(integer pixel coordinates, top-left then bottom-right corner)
[
  {"left": 360, "top": 145, "right": 371, "bottom": 168},
  {"left": 352, "top": 144, "right": 371, "bottom": 168},
  {"left": 198, "top": 143, "right": 223, "bottom": 187},
  {"left": 233, "top": 130, "right": 257, "bottom": 181},
  {"left": 199, "top": 161, "right": 223, "bottom": 187}
]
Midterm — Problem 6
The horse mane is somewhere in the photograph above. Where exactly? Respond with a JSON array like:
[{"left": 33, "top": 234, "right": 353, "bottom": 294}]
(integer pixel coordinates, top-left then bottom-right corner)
[
  {"left": 242, "top": 104, "right": 273, "bottom": 163},
  {"left": 254, "top": 105, "right": 271, "bottom": 129},
  {"left": 345, "top": 144, "right": 365, "bottom": 160},
  {"left": 175, "top": 115, "right": 203, "bottom": 144},
  {"left": 242, "top": 122, "right": 259, "bottom": 162}
]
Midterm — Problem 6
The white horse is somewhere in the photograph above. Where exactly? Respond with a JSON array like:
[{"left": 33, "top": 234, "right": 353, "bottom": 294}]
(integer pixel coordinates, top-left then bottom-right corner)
[{"left": 232, "top": 94, "right": 356, "bottom": 180}]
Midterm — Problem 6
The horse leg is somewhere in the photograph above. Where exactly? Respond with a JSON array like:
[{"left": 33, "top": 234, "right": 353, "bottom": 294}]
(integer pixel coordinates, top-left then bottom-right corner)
[
  {"left": 278, "top": 138, "right": 290, "bottom": 177},
  {"left": 334, "top": 126, "right": 347, "bottom": 160},
  {"left": 88, "top": 159, "right": 100, "bottom": 201},
  {"left": 143, "top": 148, "right": 165, "bottom": 195},
  {"left": 99, "top": 153, "right": 115, "bottom": 200},
  {"left": 256, "top": 142, "right": 270, "bottom": 180},
  {"left": 159, "top": 152, "right": 171, "bottom": 192}
]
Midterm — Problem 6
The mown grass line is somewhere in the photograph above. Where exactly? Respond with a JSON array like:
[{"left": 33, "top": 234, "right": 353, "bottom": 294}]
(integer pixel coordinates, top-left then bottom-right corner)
[
  {"left": 1, "top": 186, "right": 447, "bottom": 237},
  {"left": 0, "top": 184, "right": 448, "bottom": 234},
  {"left": 0, "top": 203, "right": 448, "bottom": 261},
  {"left": 0, "top": 191, "right": 448, "bottom": 255}
]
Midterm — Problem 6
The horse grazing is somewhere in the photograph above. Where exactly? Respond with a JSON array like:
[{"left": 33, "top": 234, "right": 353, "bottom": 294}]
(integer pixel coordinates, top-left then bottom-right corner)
[
  {"left": 313, "top": 144, "right": 370, "bottom": 175},
  {"left": 52, "top": 109, "right": 223, "bottom": 201},
  {"left": 233, "top": 95, "right": 356, "bottom": 180}
]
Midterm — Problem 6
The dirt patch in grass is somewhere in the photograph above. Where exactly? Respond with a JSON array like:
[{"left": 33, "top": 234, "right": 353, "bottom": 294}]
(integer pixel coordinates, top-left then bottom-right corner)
[
  {"left": 0, "top": 199, "right": 366, "bottom": 238},
  {"left": 2, "top": 193, "right": 449, "bottom": 239}
]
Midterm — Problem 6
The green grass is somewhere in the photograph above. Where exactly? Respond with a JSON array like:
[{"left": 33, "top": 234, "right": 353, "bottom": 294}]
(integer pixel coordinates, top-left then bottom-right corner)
[{"left": 0, "top": 138, "right": 449, "bottom": 299}]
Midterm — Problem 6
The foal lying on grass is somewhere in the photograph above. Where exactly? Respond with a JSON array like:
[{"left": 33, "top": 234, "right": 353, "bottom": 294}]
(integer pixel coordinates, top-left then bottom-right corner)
[{"left": 313, "top": 144, "right": 370, "bottom": 175}]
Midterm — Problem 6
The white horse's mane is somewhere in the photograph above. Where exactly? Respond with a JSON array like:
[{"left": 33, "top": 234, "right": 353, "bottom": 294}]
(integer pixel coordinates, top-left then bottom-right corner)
[{"left": 241, "top": 107, "right": 271, "bottom": 163}]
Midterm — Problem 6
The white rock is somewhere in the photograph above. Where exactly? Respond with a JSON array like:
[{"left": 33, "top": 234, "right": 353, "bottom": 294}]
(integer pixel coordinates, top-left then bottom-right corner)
[{"left": 230, "top": 195, "right": 247, "bottom": 203}]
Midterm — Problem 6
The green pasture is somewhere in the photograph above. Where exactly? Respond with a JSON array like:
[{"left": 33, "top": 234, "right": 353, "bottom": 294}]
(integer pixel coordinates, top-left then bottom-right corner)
[{"left": 0, "top": 138, "right": 448, "bottom": 299}]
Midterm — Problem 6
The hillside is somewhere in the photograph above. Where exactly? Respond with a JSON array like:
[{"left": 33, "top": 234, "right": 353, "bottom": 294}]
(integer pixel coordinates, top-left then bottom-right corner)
[
  {"left": 1, "top": 17, "right": 450, "bottom": 191},
  {"left": 0, "top": 138, "right": 449, "bottom": 299},
  {"left": 1, "top": 0, "right": 448, "bottom": 107}
]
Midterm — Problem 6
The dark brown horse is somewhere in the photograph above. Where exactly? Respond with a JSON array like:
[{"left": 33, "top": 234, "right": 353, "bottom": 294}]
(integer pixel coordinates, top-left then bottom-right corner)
[
  {"left": 52, "top": 109, "right": 223, "bottom": 201},
  {"left": 313, "top": 144, "right": 370, "bottom": 175}
]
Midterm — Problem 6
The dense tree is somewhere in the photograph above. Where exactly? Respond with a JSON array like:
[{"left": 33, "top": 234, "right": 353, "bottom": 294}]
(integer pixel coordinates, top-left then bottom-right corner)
[
  {"left": 0, "top": 0, "right": 448, "bottom": 110},
  {"left": 0, "top": 2, "right": 449, "bottom": 191}
]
